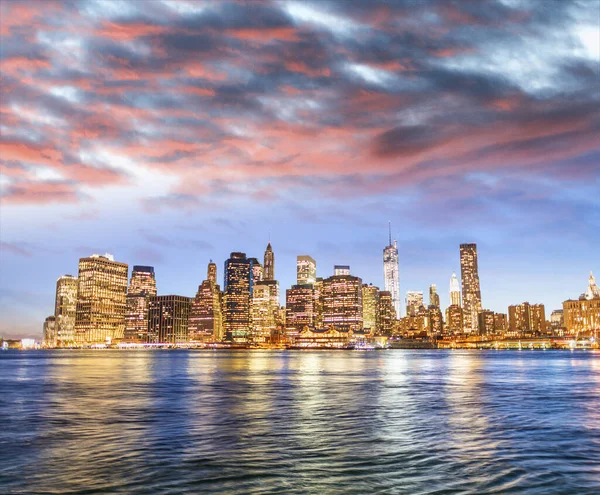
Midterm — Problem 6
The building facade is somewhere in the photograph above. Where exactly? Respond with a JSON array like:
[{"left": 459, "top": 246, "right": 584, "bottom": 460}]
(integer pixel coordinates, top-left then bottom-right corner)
[
  {"left": 148, "top": 295, "right": 192, "bottom": 343},
  {"left": 54, "top": 274, "right": 78, "bottom": 345},
  {"left": 286, "top": 284, "right": 315, "bottom": 332},
  {"left": 449, "top": 273, "right": 461, "bottom": 307},
  {"left": 251, "top": 280, "right": 279, "bottom": 344},
  {"left": 460, "top": 243, "right": 482, "bottom": 333},
  {"left": 124, "top": 266, "right": 157, "bottom": 342},
  {"left": 189, "top": 261, "right": 223, "bottom": 342},
  {"left": 223, "top": 252, "right": 254, "bottom": 342},
  {"left": 362, "top": 284, "right": 380, "bottom": 332},
  {"left": 74, "top": 254, "right": 128, "bottom": 344},
  {"left": 263, "top": 242, "right": 274, "bottom": 281},
  {"left": 383, "top": 223, "right": 400, "bottom": 317},
  {"left": 445, "top": 305, "right": 463, "bottom": 334},
  {"left": 297, "top": 255, "right": 317, "bottom": 285},
  {"left": 563, "top": 273, "right": 600, "bottom": 336},
  {"left": 43, "top": 315, "right": 56, "bottom": 347},
  {"left": 322, "top": 274, "right": 363, "bottom": 332},
  {"left": 477, "top": 309, "right": 495, "bottom": 335},
  {"left": 406, "top": 291, "right": 424, "bottom": 317},
  {"left": 378, "top": 291, "right": 396, "bottom": 335}
]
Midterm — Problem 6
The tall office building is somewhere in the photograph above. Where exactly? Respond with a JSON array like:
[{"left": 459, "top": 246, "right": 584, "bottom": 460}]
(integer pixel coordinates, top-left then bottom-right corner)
[
  {"left": 378, "top": 291, "right": 396, "bottom": 335},
  {"left": 43, "top": 315, "right": 56, "bottom": 347},
  {"left": 362, "top": 284, "right": 380, "bottom": 332},
  {"left": 264, "top": 242, "right": 274, "bottom": 281},
  {"left": 445, "top": 305, "right": 463, "bottom": 334},
  {"left": 189, "top": 261, "right": 223, "bottom": 342},
  {"left": 251, "top": 280, "right": 279, "bottom": 343},
  {"left": 54, "top": 274, "right": 77, "bottom": 345},
  {"left": 460, "top": 243, "right": 482, "bottom": 333},
  {"left": 286, "top": 284, "right": 315, "bottom": 332},
  {"left": 494, "top": 313, "right": 507, "bottom": 333},
  {"left": 297, "top": 255, "right": 317, "bottom": 285},
  {"left": 478, "top": 310, "right": 495, "bottom": 335},
  {"left": 429, "top": 284, "right": 440, "bottom": 308},
  {"left": 450, "top": 273, "right": 461, "bottom": 306},
  {"left": 148, "top": 295, "right": 192, "bottom": 343},
  {"left": 223, "top": 252, "right": 254, "bottom": 342},
  {"left": 124, "top": 266, "right": 157, "bottom": 342},
  {"left": 406, "top": 291, "right": 424, "bottom": 317},
  {"left": 428, "top": 306, "right": 443, "bottom": 336},
  {"left": 322, "top": 273, "right": 363, "bottom": 332},
  {"left": 249, "top": 258, "right": 263, "bottom": 285},
  {"left": 383, "top": 223, "right": 400, "bottom": 318},
  {"left": 74, "top": 254, "right": 128, "bottom": 344}
]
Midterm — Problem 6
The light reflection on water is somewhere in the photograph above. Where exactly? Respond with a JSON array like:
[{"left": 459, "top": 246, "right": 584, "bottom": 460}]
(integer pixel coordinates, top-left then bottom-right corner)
[{"left": 1, "top": 350, "right": 599, "bottom": 494}]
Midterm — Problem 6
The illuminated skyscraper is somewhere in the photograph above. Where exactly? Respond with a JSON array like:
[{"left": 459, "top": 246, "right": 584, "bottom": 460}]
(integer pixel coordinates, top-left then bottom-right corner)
[
  {"left": 334, "top": 265, "right": 350, "bottom": 276},
  {"left": 251, "top": 280, "right": 279, "bottom": 343},
  {"left": 449, "top": 273, "right": 461, "bottom": 307},
  {"left": 124, "top": 266, "right": 157, "bottom": 342},
  {"left": 378, "top": 291, "right": 396, "bottom": 335},
  {"left": 445, "top": 305, "right": 463, "bottom": 334},
  {"left": 74, "top": 254, "right": 128, "bottom": 344},
  {"left": 406, "top": 291, "right": 424, "bottom": 317},
  {"left": 189, "top": 261, "right": 223, "bottom": 342},
  {"left": 264, "top": 242, "right": 274, "bottom": 281},
  {"left": 249, "top": 258, "right": 263, "bottom": 285},
  {"left": 54, "top": 274, "right": 77, "bottom": 345},
  {"left": 429, "top": 284, "right": 440, "bottom": 308},
  {"left": 460, "top": 243, "right": 482, "bottom": 333},
  {"left": 508, "top": 302, "right": 545, "bottom": 334},
  {"left": 43, "top": 315, "right": 56, "bottom": 347},
  {"left": 383, "top": 223, "right": 400, "bottom": 317},
  {"left": 494, "top": 313, "right": 507, "bottom": 333},
  {"left": 286, "top": 284, "right": 315, "bottom": 332},
  {"left": 147, "top": 295, "right": 192, "bottom": 343},
  {"left": 322, "top": 273, "right": 363, "bottom": 332},
  {"left": 223, "top": 252, "right": 254, "bottom": 342},
  {"left": 362, "top": 284, "right": 380, "bottom": 332},
  {"left": 428, "top": 306, "right": 443, "bottom": 336},
  {"left": 477, "top": 310, "right": 495, "bottom": 335},
  {"left": 297, "top": 255, "right": 317, "bottom": 285}
]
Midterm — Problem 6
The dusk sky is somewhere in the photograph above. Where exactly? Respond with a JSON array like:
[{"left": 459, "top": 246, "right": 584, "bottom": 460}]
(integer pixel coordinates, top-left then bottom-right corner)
[{"left": 0, "top": 0, "right": 599, "bottom": 339}]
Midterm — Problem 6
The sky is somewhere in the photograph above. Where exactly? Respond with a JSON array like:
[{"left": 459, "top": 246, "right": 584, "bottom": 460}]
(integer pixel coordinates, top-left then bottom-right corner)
[{"left": 1, "top": 0, "right": 599, "bottom": 339}]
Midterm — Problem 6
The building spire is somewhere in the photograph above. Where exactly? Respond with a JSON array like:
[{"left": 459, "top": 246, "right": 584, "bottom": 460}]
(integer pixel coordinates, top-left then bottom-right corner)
[{"left": 388, "top": 221, "right": 392, "bottom": 246}]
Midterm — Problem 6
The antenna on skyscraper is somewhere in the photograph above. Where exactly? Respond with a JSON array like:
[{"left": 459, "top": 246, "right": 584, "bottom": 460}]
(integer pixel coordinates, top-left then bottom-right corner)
[{"left": 388, "top": 221, "right": 392, "bottom": 246}]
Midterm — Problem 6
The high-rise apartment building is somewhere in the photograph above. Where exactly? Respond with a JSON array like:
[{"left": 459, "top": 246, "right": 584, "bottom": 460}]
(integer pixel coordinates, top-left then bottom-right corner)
[
  {"left": 297, "top": 255, "right": 317, "bottom": 285},
  {"left": 494, "top": 313, "right": 507, "bottom": 333},
  {"left": 189, "top": 261, "right": 223, "bottom": 342},
  {"left": 383, "top": 223, "right": 400, "bottom": 317},
  {"left": 251, "top": 280, "right": 279, "bottom": 344},
  {"left": 429, "top": 284, "right": 440, "bottom": 308},
  {"left": 362, "top": 284, "right": 380, "bottom": 332},
  {"left": 508, "top": 302, "right": 546, "bottom": 335},
  {"left": 478, "top": 309, "right": 495, "bottom": 335},
  {"left": 147, "top": 295, "right": 192, "bottom": 343},
  {"left": 286, "top": 284, "right": 315, "bottom": 332},
  {"left": 460, "top": 243, "right": 482, "bottom": 333},
  {"left": 124, "top": 266, "right": 157, "bottom": 342},
  {"left": 54, "top": 274, "right": 77, "bottom": 345},
  {"left": 263, "top": 242, "right": 274, "bottom": 281},
  {"left": 445, "top": 305, "right": 463, "bottom": 334},
  {"left": 223, "top": 252, "right": 254, "bottom": 342},
  {"left": 449, "top": 273, "right": 461, "bottom": 307},
  {"left": 563, "top": 273, "right": 600, "bottom": 336},
  {"left": 322, "top": 273, "right": 363, "bottom": 332},
  {"left": 428, "top": 306, "right": 443, "bottom": 336},
  {"left": 530, "top": 304, "right": 547, "bottom": 334},
  {"left": 74, "top": 254, "right": 128, "bottom": 344},
  {"left": 378, "top": 290, "right": 396, "bottom": 335},
  {"left": 405, "top": 291, "right": 424, "bottom": 317},
  {"left": 43, "top": 315, "right": 56, "bottom": 347}
]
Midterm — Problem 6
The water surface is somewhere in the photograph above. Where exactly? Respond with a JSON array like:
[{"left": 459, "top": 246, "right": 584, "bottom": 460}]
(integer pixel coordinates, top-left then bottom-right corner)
[{"left": 1, "top": 350, "right": 599, "bottom": 494}]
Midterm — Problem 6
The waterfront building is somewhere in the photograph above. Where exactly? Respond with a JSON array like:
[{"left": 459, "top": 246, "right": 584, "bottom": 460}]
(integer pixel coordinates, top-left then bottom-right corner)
[
  {"left": 429, "top": 284, "right": 440, "bottom": 308},
  {"left": 286, "top": 284, "right": 315, "bottom": 332},
  {"left": 531, "top": 304, "right": 547, "bottom": 334},
  {"left": 406, "top": 291, "right": 424, "bottom": 317},
  {"left": 477, "top": 309, "right": 495, "bottom": 335},
  {"left": 297, "top": 255, "right": 317, "bottom": 285},
  {"left": 550, "top": 310, "right": 564, "bottom": 332},
  {"left": 322, "top": 273, "right": 363, "bottom": 332},
  {"left": 383, "top": 223, "right": 401, "bottom": 317},
  {"left": 251, "top": 280, "right": 279, "bottom": 344},
  {"left": 334, "top": 265, "right": 350, "bottom": 276},
  {"left": 54, "top": 274, "right": 77, "bottom": 345},
  {"left": 445, "top": 305, "right": 463, "bottom": 334},
  {"left": 74, "top": 254, "right": 128, "bottom": 344},
  {"left": 449, "top": 273, "right": 461, "bottom": 307},
  {"left": 460, "top": 243, "right": 482, "bottom": 333},
  {"left": 124, "top": 266, "right": 157, "bottom": 343},
  {"left": 508, "top": 302, "right": 546, "bottom": 335},
  {"left": 189, "top": 261, "right": 223, "bottom": 342},
  {"left": 428, "top": 305, "right": 443, "bottom": 336},
  {"left": 494, "top": 313, "right": 507, "bottom": 333},
  {"left": 43, "top": 315, "right": 56, "bottom": 347},
  {"left": 378, "top": 290, "right": 396, "bottom": 335},
  {"left": 563, "top": 272, "right": 600, "bottom": 336},
  {"left": 313, "top": 277, "right": 324, "bottom": 329},
  {"left": 362, "top": 284, "right": 380, "bottom": 332},
  {"left": 264, "top": 242, "right": 275, "bottom": 281},
  {"left": 147, "top": 295, "right": 192, "bottom": 343},
  {"left": 223, "top": 252, "right": 254, "bottom": 342}
]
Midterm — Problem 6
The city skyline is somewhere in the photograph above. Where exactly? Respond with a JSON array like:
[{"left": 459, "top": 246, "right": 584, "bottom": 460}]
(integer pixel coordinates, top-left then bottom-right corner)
[{"left": 1, "top": 0, "right": 599, "bottom": 339}]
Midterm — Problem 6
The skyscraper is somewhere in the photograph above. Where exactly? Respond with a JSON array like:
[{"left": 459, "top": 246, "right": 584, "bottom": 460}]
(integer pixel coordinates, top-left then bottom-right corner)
[
  {"left": 74, "top": 254, "right": 128, "bottom": 344},
  {"left": 405, "top": 291, "right": 424, "bottom": 317},
  {"left": 189, "top": 261, "right": 223, "bottom": 342},
  {"left": 54, "top": 274, "right": 77, "bottom": 346},
  {"left": 460, "top": 243, "right": 482, "bottom": 333},
  {"left": 445, "top": 305, "right": 463, "bottom": 334},
  {"left": 147, "top": 295, "right": 192, "bottom": 343},
  {"left": 449, "top": 273, "right": 461, "bottom": 307},
  {"left": 429, "top": 284, "right": 440, "bottom": 308},
  {"left": 297, "top": 255, "right": 317, "bottom": 285},
  {"left": 264, "top": 242, "right": 274, "bottom": 281},
  {"left": 223, "top": 252, "right": 254, "bottom": 342},
  {"left": 43, "top": 315, "right": 56, "bottom": 347},
  {"left": 477, "top": 310, "right": 495, "bottom": 335},
  {"left": 362, "top": 284, "right": 380, "bottom": 332},
  {"left": 251, "top": 280, "right": 279, "bottom": 343},
  {"left": 286, "top": 284, "right": 315, "bottom": 332},
  {"left": 124, "top": 266, "right": 157, "bottom": 342},
  {"left": 378, "top": 291, "right": 396, "bottom": 335},
  {"left": 383, "top": 222, "right": 400, "bottom": 318},
  {"left": 322, "top": 273, "right": 363, "bottom": 332},
  {"left": 249, "top": 258, "right": 263, "bottom": 285}
]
